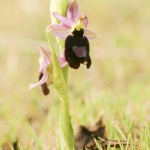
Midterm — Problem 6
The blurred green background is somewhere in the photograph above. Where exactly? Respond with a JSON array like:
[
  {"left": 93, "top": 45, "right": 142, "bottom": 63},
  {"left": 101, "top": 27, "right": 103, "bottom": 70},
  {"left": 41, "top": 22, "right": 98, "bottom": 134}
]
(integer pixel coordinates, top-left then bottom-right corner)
[{"left": 0, "top": 0, "right": 150, "bottom": 149}]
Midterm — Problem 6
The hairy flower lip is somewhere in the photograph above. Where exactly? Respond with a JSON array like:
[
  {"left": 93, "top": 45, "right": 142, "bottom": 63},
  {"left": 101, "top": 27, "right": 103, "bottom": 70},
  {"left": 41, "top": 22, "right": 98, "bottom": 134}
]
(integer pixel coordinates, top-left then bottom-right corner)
[
  {"left": 39, "top": 72, "right": 50, "bottom": 95},
  {"left": 64, "top": 29, "right": 91, "bottom": 69},
  {"left": 28, "top": 45, "right": 68, "bottom": 91}
]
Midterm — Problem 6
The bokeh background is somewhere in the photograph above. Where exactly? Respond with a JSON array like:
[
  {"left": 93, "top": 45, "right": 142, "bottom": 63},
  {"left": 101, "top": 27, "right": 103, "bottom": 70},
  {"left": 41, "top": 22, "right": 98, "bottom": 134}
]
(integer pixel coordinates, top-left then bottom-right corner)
[{"left": 0, "top": 0, "right": 150, "bottom": 149}]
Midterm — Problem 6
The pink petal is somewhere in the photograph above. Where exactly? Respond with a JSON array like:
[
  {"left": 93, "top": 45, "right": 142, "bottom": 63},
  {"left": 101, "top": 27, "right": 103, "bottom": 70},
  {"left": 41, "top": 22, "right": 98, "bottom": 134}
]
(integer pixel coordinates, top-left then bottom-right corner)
[
  {"left": 84, "top": 29, "right": 100, "bottom": 40},
  {"left": 53, "top": 12, "right": 74, "bottom": 28},
  {"left": 57, "top": 50, "right": 68, "bottom": 67},
  {"left": 28, "top": 72, "right": 48, "bottom": 90},
  {"left": 39, "top": 62, "right": 44, "bottom": 72},
  {"left": 83, "top": 18, "right": 88, "bottom": 27},
  {"left": 58, "top": 57, "right": 68, "bottom": 67},
  {"left": 37, "top": 45, "right": 52, "bottom": 66},
  {"left": 80, "top": 15, "right": 88, "bottom": 27},
  {"left": 47, "top": 24, "right": 71, "bottom": 39},
  {"left": 67, "top": 0, "right": 78, "bottom": 21}
]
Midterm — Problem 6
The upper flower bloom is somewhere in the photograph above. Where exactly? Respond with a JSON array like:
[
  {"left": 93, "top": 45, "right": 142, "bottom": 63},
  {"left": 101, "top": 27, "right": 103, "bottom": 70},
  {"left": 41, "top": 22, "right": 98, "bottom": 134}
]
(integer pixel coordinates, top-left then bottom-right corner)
[
  {"left": 28, "top": 45, "right": 68, "bottom": 95},
  {"left": 47, "top": 0, "right": 97, "bottom": 40}
]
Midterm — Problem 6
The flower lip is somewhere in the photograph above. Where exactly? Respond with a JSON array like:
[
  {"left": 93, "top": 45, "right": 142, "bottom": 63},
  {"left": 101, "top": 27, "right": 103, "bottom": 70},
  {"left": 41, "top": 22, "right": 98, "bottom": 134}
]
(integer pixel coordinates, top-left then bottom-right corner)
[
  {"left": 39, "top": 72, "right": 50, "bottom": 95},
  {"left": 65, "top": 30, "right": 91, "bottom": 69}
]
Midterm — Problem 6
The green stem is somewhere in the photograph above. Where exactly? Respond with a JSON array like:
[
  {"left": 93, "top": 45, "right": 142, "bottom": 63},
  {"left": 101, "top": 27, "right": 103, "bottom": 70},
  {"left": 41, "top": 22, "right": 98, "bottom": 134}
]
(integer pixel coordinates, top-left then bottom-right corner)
[
  {"left": 46, "top": 32, "right": 74, "bottom": 150},
  {"left": 49, "top": 0, "right": 74, "bottom": 149},
  {"left": 59, "top": 97, "right": 74, "bottom": 150}
]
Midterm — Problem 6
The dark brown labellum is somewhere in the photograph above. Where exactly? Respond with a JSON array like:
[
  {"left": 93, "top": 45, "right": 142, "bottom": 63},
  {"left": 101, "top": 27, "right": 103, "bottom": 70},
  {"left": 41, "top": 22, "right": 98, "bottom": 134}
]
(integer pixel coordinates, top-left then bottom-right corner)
[
  {"left": 65, "top": 29, "right": 91, "bottom": 69},
  {"left": 39, "top": 73, "right": 50, "bottom": 95}
]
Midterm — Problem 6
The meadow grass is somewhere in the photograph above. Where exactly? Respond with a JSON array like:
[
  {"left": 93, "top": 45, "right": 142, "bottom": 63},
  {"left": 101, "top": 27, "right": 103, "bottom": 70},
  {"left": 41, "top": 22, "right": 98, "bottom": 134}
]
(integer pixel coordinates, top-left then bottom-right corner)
[{"left": 0, "top": 0, "right": 150, "bottom": 149}]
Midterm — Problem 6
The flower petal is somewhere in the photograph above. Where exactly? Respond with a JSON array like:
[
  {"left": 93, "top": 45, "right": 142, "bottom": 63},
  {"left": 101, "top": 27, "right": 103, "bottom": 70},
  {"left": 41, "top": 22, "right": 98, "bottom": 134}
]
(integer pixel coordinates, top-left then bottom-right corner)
[
  {"left": 58, "top": 57, "right": 68, "bottom": 67},
  {"left": 47, "top": 24, "right": 71, "bottom": 39},
  {"left": 28, "top": 71, "right": 48, "bottom": 90},
  {"left": 84, "top": 29, "right": 100, "bottom": 39},
  {"left": 80, "top": 14, "right": 88, "bottom": 27},
  {"left": 39, "top": 58, "right": 44, "bottom": 72},
  {"left": 37, "top": 45, "right": 52, "bottom": 66},
  {"left": 53, "top": 12, "right": 74, "bottom": 28},
  {"left": 57, "top": 50, "right": 68, "bottom": 67},
  {"left": 67, "top": 0, "right": 78, "bottom": 21},
  {"left": 83, "top": 18, "right": 88, "bottom": 27}
]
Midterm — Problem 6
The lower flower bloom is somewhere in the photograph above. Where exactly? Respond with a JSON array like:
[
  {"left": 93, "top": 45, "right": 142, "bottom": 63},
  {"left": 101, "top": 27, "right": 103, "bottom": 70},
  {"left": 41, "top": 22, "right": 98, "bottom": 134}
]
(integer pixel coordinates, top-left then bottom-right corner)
[{"left": 28, "top": 45, "right": 68, "bottom": 95}]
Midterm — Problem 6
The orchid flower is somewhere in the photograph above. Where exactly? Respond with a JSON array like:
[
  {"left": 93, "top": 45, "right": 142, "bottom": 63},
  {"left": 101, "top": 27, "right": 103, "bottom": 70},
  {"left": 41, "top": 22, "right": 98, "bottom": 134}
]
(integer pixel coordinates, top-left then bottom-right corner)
[
  {"left": 48, "top": 0, "right": 97, "bottom": 40},
  {"left": 48, "top": 0, "right": 98, "bottom": 69},
  {"left": 28, "top": 45, "right": 68, "bottom": 95}
]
